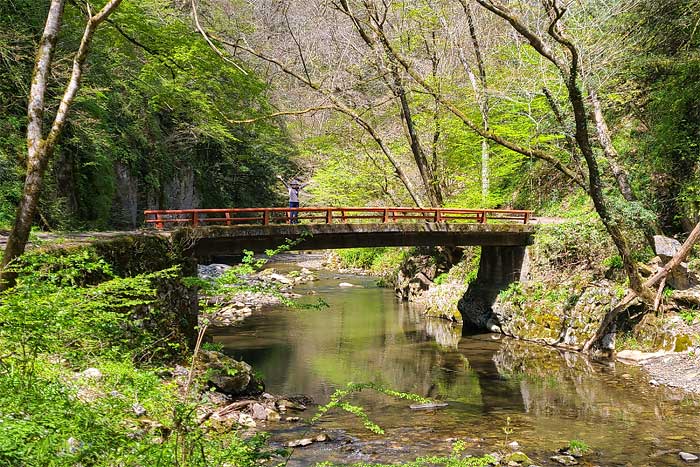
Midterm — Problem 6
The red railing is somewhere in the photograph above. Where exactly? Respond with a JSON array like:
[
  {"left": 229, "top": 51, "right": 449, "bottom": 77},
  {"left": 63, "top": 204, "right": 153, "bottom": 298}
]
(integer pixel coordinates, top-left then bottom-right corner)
[{"left": 144, "top": 207, "right": 534, "bottom": 229}]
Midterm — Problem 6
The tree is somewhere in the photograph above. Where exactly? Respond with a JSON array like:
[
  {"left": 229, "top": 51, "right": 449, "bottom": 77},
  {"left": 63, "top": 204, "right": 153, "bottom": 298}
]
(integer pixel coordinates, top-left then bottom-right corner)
[{"left": 0, "top": 0, "right": 123, "bottom": 290}]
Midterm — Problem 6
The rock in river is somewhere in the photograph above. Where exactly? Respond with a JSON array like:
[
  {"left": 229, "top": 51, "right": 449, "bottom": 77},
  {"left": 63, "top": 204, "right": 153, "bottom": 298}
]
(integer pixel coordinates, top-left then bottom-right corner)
[
  {"left": 197, "top": 350, "right": 264, "bottom": 397},
  {"left": 680, "top": 452, "right": 699, "bottom": 462},
  {"left": 550, "top": 455, "right": 578, "bottom": 465}
]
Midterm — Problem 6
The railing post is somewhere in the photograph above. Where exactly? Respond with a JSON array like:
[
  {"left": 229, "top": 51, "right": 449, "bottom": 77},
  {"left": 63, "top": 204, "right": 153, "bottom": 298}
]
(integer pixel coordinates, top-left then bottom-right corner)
[
  {"left": 434, "top": 209, "right": 441, "bottom": 223},
  {"left": 481, "top": 211, "right": 487, "bottom": 224},
  {"left": 192, "top": 211, "right": 199, "bottom": 227},
  {"left": 383, "top": 208, "right": 389, "bottom": 223},
  {"left": 523, "top": 212, "right": 530, "bottom": 224},
  {"left": 225, "top": 211, "right": 231, "bottom": 226},
  {"left": 155, "top": 213, "right": 164, "bottom": 230},
  {"left": 263, "top": 210, "right": 270, "bottom": 226},
  {"left": 326, "top": 208, "right": 333, "bottom": 224},
  {"left": 341, "top": 210, "right": 347, "bottom": 223}
]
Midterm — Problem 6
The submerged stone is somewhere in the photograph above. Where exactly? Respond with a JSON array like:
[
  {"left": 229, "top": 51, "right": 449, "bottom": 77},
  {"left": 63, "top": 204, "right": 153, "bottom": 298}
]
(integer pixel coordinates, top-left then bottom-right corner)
[{"left": 550, "top": 455, "right": 578, "bottom": 465}]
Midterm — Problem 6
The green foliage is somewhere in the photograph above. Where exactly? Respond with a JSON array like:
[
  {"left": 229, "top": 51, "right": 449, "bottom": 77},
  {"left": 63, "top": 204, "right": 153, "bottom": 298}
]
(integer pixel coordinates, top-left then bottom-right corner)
[
  {"left": 0, "top": 247, "right": 269, "bottom": 466},
  {"left": 0, "top": 0, "right": 295, "bottom": 230},
  {"left": 0, "top": 250, "right": 183, "bottom": 375},
  {"left": 602, "top": 255, "right": 623, "bottom": 270},
  {"left": 311, "top": 382, "right": 430, "bottom": 435},
  {"left": 679, "top": 308, "right": 700, "bottom": 325},
  {"left": 433, "top": 272, "right": 449, "bottom": 285},
  {"left": 335, "top": 247, "right": 412, "bottom": 275},
  {"left": 532, "top": 219, "right": 618, "bottom": 279},
  {"left": 568, "top": 439, "right": 591, "bottom": 455},
  {"left": 498, "top": 282, "right": 524, "bottom": 305},
  {"left": 612, "top": 0, "right": 700, "bottom": 233}
]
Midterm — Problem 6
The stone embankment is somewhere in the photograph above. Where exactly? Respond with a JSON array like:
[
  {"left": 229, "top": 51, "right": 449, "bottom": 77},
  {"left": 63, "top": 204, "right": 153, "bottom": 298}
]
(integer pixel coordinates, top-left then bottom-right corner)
[{"left": 391, "top": 235, "right": 700, "bottom": 394}]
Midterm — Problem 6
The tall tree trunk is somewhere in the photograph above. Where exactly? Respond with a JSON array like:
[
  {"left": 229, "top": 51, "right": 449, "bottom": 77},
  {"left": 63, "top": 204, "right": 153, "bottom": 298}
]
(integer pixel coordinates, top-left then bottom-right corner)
[
  {"left": 589, "top": 88, "right": 663, "bottom": 247},
  {"left": 0, "top": 0, "right": 124, "bottom": 290},
  {"left": 393, "top": 68, "right": 443, "bottom": 206},
  {"left": 463, "top": 1, "right": 491, "bottom": 205},
  {"left": 542, "top": 86, "right": 587, "bottom": 184},
  {"left": 0, "top": 0, "right": 66, "bottom": 289},
  {"left": 589, "top": 89, "right": 636, "bottom": 202},
  {"left": 567, "top": 83, "right": 645, "bottom": 293}
]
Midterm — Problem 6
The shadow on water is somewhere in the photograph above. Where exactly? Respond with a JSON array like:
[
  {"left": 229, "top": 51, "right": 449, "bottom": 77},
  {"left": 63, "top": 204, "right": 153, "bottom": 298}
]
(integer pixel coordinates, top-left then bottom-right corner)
[{"left": 209, "top": 268, "right": 700, "bottom": 466}]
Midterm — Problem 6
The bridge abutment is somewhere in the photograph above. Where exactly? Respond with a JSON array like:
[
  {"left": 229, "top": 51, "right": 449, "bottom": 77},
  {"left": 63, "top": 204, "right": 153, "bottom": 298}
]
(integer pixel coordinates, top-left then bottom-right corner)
[{"left": 458, "top": 245, "right": 528, "bottom": 332}]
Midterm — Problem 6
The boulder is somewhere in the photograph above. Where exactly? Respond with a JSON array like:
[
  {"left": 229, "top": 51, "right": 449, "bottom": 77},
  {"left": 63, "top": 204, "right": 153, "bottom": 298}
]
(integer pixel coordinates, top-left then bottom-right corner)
[
  {"left": 505, "top": 452, "right": 532, "bottom": 464},
  {"left": 251, "top": 403, "right": 268, "bottom": 420},
  {"left": 655, "top": 235, "right": 682, "bottom": 262},
  {"left": 269, "top": 273, "right": 293, "bottom": 285},
  {"left": 238, "top": 413, "right": 256, "bottom": 428},
  {"left": 653, "top": 236, "right": 700, "bottom": 290},
  {"left": 197, "top": 350, "right": 264, "bottom": 397}
]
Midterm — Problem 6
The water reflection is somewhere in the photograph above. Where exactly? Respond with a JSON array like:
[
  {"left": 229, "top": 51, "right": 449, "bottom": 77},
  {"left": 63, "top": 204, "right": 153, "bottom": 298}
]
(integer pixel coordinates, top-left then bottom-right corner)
[{"left": 210, "top": 272, "right": 700, "bottom": 466}]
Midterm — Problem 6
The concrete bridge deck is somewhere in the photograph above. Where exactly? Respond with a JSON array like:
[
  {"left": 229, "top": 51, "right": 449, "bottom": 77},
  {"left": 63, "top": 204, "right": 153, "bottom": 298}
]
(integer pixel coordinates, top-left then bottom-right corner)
[{"left": 174, "top": 222, "right": 535, "bottom": 258}]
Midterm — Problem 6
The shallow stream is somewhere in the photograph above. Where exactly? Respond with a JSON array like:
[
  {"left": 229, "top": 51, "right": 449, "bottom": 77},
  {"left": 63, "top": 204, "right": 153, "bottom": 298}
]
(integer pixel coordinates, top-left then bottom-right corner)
[{"left": 209, "top": 262, "right": 700, "bottom": 466}]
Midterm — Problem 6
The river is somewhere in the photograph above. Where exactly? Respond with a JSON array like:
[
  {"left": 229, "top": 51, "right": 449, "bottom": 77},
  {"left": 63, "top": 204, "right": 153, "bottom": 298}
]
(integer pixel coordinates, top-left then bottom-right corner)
[{"left": 208, "top": 262, "right": 700, "bottom": 466}]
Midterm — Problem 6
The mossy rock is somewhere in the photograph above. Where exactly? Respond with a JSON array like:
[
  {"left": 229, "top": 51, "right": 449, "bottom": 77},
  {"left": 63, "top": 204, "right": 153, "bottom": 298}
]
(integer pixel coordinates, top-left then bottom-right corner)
[
  {"left": 197, "top": 350, "right": 264, "bottom": 396},
  {"left": 505, "top": 451, "right": 533, "bottom": 464}
]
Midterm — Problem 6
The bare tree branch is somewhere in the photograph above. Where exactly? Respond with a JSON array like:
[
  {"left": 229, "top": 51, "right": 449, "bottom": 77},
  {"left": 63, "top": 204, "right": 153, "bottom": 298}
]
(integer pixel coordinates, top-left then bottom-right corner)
[
  {"left": 225, "top": 105, "right": 335, "bottom": 124},
  {"left": 190, "top": 0, "right": 246, "bottom": 74}
]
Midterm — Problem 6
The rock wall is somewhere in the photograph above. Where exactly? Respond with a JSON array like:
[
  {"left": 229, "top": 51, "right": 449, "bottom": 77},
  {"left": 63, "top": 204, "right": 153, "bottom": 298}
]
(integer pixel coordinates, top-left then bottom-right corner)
[
  {"left": 112, "top": 162, "right": 139, "bottom": 228},
  {"left": 81, "top": 234, "right": 199, "bottom": 352},
  {"left": 394, "top": 247, "right": 463, "bottom": 301},
  {"left": 492, "top": 280, "right": 620, "bottom": 351}
]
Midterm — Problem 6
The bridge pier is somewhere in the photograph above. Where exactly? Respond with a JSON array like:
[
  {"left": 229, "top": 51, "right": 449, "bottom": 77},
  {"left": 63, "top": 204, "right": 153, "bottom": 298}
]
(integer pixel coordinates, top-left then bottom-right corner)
[{"left": 458, "top": 245, "right": 528, "bottom": 332}]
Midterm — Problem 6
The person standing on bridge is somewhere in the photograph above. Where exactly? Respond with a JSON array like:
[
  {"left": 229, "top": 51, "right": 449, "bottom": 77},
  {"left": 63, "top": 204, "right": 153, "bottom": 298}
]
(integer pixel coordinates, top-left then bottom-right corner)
[{"left": 277, "top": 175, "right": 309, "bottom": 224}]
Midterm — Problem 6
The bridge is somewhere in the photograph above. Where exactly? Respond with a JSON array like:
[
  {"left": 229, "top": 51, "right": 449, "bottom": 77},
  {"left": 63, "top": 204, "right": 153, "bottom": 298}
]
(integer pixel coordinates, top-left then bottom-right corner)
[
  {"left": 143, "top": 206, "right": 535, "bottom": 258},
  {"left": 145, "top": 207, "right": 535, "bottom": 323}
]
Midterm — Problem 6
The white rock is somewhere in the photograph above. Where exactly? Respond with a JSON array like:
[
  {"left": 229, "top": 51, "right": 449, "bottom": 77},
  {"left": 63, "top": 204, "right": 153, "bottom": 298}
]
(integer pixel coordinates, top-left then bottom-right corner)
[
  {"left": 270, "top": 273, "right": 293, "bottom": 285},
  {"left": 680, "top": 452, "right": 699, "bottom": 462},
  {"left": 238, "top": 413, "right": 256, "bottom": 428},
  {"left": 508, "top": 441, "right": 520, "bottom": 450},
  {"left": 132, "top": 403, "right": 147, "bottom": 417},
  {"left": 251, "top": 403, "right": 268, "bottom": 420},
  {"left": 338, "top": 282, "right": 354, "bottom": 287},
  {"left": 81, "top": 368, "right": 103, "bottom": 380},
  {"left": 616, "top": 350, "right": 666, "bottom": 363},
  {"left": 286, "top": 438, "right": 314, "bottom": 447},
  {"left": 550, "top": 455, "right": 578, "bottom": 465}
]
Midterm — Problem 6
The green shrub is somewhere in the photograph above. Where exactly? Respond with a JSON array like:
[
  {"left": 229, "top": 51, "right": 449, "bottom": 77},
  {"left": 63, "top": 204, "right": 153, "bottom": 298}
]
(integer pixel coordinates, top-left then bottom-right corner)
[
  {"left": 0, "top": 248, "right": 269, "bottom": 467},
  {"left": 335, "top": 247, "right": 411, "bottom": 274}
]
